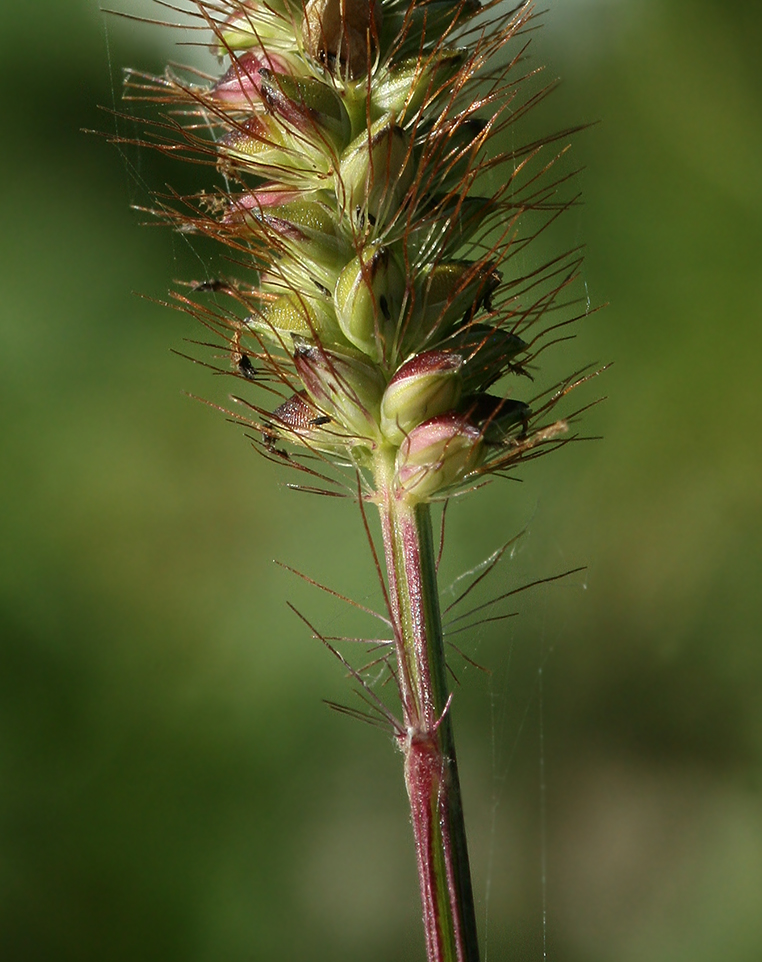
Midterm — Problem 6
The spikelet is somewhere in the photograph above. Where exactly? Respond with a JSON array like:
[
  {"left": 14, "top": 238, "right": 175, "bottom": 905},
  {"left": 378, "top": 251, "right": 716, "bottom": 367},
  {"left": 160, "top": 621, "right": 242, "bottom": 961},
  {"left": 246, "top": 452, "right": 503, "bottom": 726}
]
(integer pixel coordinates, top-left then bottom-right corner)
[{"left": 122, "top": 0, "right": 589, "bottom": 504}]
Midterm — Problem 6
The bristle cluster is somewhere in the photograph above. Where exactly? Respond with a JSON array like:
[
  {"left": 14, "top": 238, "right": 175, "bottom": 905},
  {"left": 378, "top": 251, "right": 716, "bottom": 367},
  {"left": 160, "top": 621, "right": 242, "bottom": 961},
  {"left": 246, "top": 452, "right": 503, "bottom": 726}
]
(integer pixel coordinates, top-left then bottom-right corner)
[{"left": 125, "top": 0, "right": 587, "bottom": 501}]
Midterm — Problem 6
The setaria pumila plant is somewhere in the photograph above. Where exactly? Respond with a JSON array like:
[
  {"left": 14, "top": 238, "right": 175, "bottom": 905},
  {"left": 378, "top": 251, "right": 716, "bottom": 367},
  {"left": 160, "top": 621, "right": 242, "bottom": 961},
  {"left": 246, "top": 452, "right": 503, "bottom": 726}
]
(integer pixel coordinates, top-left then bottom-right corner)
[{"left": 118, "top": 0, "right": 595, "bottom": 958}]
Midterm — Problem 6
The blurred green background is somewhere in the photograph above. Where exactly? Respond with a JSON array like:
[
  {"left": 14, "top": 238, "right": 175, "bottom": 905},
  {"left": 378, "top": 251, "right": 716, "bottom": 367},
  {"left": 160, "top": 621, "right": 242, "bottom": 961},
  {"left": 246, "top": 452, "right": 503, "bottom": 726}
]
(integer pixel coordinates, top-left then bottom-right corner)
[{"left": 1, "top": 1, "right": 761, "bottom": 960}]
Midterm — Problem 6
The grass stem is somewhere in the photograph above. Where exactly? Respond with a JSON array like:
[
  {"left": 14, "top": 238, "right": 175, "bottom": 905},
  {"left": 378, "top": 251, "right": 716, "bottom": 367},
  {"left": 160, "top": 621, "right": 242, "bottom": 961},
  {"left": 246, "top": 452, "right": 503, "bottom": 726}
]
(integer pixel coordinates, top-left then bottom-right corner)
[{"left": 375, "top": 450, "right": 480, "bottom": 962}]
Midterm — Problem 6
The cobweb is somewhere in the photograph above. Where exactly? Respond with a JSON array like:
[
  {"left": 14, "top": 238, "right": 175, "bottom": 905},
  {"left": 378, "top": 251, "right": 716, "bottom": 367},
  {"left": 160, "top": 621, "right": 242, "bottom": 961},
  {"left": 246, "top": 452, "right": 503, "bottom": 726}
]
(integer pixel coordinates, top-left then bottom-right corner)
[{"left": 436, "top": 504, "right": 586, "bottom": 962}]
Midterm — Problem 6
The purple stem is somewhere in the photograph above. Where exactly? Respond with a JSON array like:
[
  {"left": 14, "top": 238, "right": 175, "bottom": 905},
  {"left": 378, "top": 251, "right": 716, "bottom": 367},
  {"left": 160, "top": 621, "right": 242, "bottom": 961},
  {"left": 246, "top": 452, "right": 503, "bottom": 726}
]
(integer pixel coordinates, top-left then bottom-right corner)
[{"left": 376, "top": 470, "right": 480, "bottom": 962}]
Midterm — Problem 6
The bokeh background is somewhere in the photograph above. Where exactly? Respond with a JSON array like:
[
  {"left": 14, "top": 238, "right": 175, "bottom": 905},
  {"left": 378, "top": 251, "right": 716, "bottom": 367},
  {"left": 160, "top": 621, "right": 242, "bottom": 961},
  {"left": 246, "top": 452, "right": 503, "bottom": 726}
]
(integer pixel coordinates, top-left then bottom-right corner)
[{"left": 1, "top": 1, "right": 761, "bottom": 960}]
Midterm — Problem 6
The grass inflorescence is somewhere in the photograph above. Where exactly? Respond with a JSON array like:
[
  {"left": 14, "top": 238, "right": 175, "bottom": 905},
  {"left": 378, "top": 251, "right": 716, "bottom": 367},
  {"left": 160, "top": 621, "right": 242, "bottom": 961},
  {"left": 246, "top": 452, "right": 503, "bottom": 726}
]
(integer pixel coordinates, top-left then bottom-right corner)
[{"left": 114, "top": 1, "right": 596, "bottom": 958}]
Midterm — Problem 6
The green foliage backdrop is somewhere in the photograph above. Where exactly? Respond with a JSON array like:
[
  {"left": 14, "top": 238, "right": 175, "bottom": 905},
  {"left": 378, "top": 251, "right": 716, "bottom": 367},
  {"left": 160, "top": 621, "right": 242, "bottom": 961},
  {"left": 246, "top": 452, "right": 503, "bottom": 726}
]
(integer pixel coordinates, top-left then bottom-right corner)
[{"left": 1, "top": 1, "right": 760, "bottom": 960}]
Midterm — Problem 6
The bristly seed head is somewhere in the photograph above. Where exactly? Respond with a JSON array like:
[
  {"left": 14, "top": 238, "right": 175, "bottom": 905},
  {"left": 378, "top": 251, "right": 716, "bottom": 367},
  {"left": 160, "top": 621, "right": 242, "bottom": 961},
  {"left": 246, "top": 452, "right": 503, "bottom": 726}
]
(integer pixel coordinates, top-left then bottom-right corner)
[{"left": 123, "top": 0, "right": 589, "bottom": 503}]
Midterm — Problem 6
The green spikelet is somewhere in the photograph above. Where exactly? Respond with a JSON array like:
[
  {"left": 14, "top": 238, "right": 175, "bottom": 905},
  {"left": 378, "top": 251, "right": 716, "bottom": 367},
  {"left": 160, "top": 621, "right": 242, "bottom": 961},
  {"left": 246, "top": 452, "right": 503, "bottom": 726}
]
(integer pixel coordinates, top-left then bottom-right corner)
[{"left": 123, "top": 2, "right": 592, "bottom": 958}]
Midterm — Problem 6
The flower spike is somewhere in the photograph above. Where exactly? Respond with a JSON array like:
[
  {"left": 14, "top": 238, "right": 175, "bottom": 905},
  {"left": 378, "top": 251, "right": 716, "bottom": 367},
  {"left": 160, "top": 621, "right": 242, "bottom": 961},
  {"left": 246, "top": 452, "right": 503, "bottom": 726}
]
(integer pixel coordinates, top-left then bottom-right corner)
[{"left": 122, "top": 1, "right": 591, "bottom": 959}]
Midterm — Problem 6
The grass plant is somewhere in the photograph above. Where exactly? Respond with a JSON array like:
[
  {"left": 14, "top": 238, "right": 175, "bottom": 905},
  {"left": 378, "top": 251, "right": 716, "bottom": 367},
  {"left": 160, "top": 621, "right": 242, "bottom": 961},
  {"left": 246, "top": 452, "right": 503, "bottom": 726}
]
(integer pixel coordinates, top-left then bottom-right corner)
[{"left": 116, "top": 1, "right": 594, "bottom": 957}]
